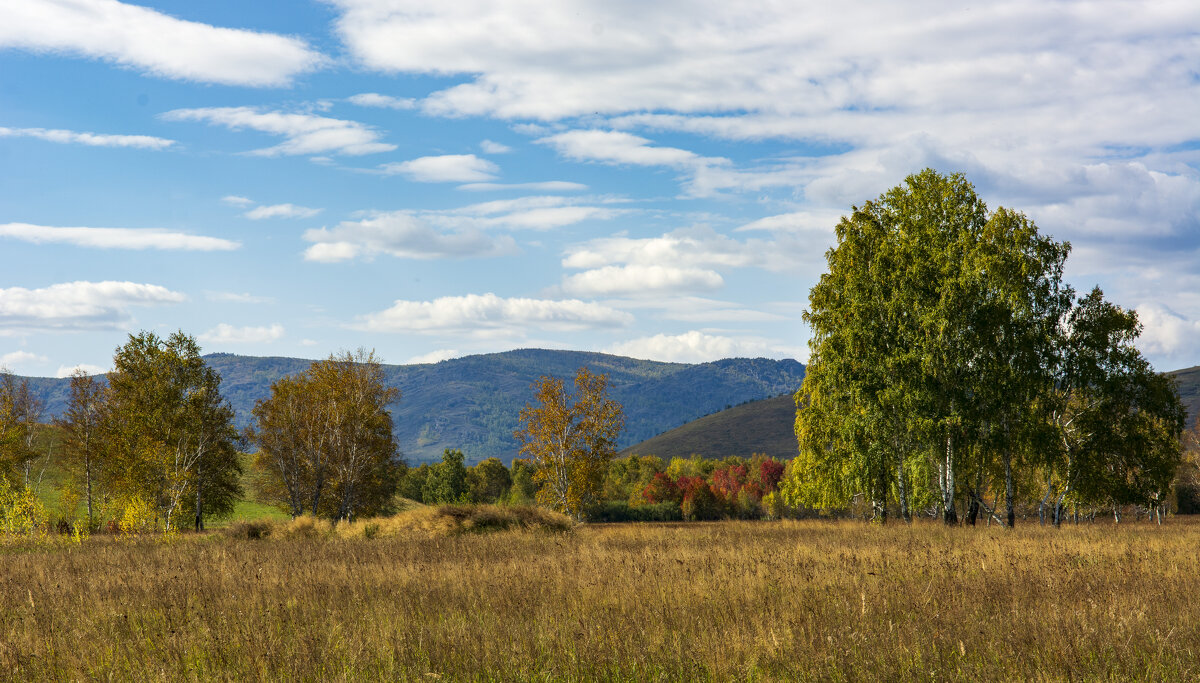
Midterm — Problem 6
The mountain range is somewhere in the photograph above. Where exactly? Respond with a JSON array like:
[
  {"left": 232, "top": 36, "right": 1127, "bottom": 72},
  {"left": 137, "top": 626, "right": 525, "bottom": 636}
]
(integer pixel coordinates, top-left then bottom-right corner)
[{"left": 16, "top": 349, "right": 806, "bottom": 465}]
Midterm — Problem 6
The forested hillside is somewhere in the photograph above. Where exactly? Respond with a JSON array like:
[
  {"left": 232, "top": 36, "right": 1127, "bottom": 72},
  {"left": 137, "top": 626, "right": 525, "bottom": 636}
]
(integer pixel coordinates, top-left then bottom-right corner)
[{"left": 18, "top": 349, "right": 805, "bottom": 464}]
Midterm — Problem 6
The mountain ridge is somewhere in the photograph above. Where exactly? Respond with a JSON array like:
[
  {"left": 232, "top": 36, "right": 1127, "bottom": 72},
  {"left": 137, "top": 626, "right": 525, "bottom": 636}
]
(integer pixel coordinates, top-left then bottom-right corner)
[{"left": 13, "top": 349, "right": 805, "bottom": 465}]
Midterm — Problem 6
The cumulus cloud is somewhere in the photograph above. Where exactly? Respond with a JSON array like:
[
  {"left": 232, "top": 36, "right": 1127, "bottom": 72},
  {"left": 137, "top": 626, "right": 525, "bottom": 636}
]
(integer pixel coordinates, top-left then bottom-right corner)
[
  {"left": 346, "top": 93, "right": 415, "bottom": 109},
  {"left": 380, "top": 154, "right": 499, "bottom": 182},
  {"left": 303, "top": 212, "right": 515, "bottom": 262},
  {"left": 221, "top": 195, "right": 255, "bottom": 207},
  {"left": 0, "top": 281, "right": 185, "bottom": 331},
  {"left": 0, "top": 350, "right": 47, "bottom": 368},
  {"left": 562, "top": 265, "right": 723, "bottom": 297},
  {"left": 606, "top": 330, "right": 802, "bottom": 364},
  {"left": 357, "top": 293, "right": 632, "bottom": 336},
  {"left": 563, "top": 225, "right": 797, "bottom": 272},
  {"left": 0, "top": 223, "right": 239, "bottom": 251},
  {"left": 1131, "top": 303, "right": 1200, "bottom": 363},
  {"left": 0, "top": 126, "right": 174, "bottom": 150},
  {"left": 407, "top": 348, "right": 461, "bottom": 364},
  {"left": 56, "top": 363, "right": 108, "bottom": 378},
  {"left": 0, "top": 0, "right": 322, "bottom": 86},
  {"left": 162, "top": 107, "right": 395, "bottom": 156},
  {"left": 199, "top": 323, "right": 284, "bottom": 345},
  {"left": 244, "top": 203, "right": 322, "bottom": 220},
  {"left": 480, "top": 140, "right": 512, "bottom": 154}
]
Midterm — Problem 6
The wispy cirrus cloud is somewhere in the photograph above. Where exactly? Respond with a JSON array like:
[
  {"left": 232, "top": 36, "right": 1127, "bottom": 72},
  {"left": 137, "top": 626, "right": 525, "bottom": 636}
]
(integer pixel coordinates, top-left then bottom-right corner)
[
  {"left": 162, "top": 107, "right": 395, "bottom": 156},
  {"left": 0, "top": 223, "right": 239, "bottom": 251},
  {"left": 0, "top": 0, "right": 323, "bottom": 86},
  {"left": 0, "top": 126, "right": 174, "bottom": 149}
]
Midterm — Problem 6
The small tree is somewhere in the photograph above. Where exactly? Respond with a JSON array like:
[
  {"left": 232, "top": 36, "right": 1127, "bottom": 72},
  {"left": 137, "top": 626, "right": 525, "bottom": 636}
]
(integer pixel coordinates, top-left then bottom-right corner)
[
  {"left": 468, "top": 457, "right": 512, "bottom": 503},
  {"left": 248, "top": 349, "right": 402, "bottom": 520},
  {"left": 104, "top": 331, "right": 242, "bottom": 531},
  {"left": 423, "top": 448, "right": 469, "bottom": 503},
  {"left": 54, "top": 371, "right": 108, "bottom": 529},
  {"left": 514, "top": 367, "right": 623, "bottom": 519}
]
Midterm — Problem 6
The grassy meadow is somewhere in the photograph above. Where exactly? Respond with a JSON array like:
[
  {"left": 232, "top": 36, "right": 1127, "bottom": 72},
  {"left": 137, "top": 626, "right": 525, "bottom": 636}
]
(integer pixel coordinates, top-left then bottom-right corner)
[{"left": 2, "top": 516, "right": 1199, "bottom": 681}]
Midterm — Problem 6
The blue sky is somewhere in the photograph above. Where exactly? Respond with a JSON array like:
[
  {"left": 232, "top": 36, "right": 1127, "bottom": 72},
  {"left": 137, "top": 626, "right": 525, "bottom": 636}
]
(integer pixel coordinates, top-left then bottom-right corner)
[{"left": 2, "top": 0, "right": 1199, "bottom": 377}]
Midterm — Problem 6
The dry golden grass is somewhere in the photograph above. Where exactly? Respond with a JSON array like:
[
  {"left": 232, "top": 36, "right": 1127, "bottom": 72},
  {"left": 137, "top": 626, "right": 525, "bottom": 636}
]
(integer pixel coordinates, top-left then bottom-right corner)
[{"left": 2, "top": 517, "right": 1199, "bottom": 681}]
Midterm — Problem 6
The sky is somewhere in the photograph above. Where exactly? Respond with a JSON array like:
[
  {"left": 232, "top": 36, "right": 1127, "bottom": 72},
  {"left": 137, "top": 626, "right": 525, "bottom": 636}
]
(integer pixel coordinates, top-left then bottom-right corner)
[{"left": 1, "top": 0, "right": 1199, "bottom": 378}]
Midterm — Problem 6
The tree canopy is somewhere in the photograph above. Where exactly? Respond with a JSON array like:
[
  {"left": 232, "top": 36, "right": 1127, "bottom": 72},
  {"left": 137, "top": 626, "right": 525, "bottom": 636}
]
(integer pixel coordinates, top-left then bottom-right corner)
[{"left": 786, "top": 169, "right": 1184, "bottom": 525}]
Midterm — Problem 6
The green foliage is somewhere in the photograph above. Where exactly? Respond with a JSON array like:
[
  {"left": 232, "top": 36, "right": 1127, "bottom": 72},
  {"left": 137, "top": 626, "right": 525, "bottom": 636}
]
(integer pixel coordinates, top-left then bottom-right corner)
[
  {"left": 585, "top": 501, "right": 682, "bottom": 522},
  {"left": 789, "top": 169, "right": 1184, "bottom": 525},
  {"left": 104, "top": 331, "right": 243, "bottom": 532},
  {"left": 467, "top": 457, "right": 512, "bottom": 504},
  {"left": 422, "top": 449, "right": 469, "bottom": 504}
]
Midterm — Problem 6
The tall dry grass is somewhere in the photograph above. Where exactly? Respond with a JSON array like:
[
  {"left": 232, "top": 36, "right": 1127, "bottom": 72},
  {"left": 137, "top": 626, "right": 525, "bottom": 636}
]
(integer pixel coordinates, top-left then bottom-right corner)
[{"left": 1, "top": 517, "right": 1198, "bottom": 680}]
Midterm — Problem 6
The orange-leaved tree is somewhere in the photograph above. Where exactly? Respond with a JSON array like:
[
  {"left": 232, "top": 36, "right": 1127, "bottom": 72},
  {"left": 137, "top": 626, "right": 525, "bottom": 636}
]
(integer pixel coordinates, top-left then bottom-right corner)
[{"left": 514, "top": 367, "right": 623, "bottom": 519}]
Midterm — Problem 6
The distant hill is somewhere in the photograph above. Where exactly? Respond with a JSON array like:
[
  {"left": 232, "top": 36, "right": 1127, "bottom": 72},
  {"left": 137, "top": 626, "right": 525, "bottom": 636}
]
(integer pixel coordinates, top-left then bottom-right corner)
[
  {"left": 620, "top": 364, "right": 1200, "bottom": 461},
  {"left": 17, "top": 349, "right": 805, "bottom": 465},
  {"left": 621, "top": 393, "right": 798, "bottom": 460},
  {"left": 1169, "top": 365, "right": 1200, "bottom": 427}
]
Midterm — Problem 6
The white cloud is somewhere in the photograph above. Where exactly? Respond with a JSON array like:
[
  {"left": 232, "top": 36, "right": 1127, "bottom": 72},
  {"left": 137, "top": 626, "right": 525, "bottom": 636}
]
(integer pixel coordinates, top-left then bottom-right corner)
[
  {"left": 221, "top": 195, "right": 255, "bottom": 207},
  {"left": 1134, "top": 304, "right": 1200, "bottom": 360},
  {"left": 407, "top": 348, "right": 461, "bottom": 364},
  {"left": 0, "top": 281, "right": 185, "bottom": 331},
  {"left": 381, "top": 154, "right": 499, "bottom": 182},
  {"left": 441, "top": 195, "right": 627, "bottom": 230},
  {"left": 480, "top": 139, "right": 512, "bottom": 154},
  {"left": 562, "top": 265, "right": 723, "bottom": 297},
  {"left": 162, "top": 107, "right": 395, "bottom": 156},
  {"left": 198, "top": 323, "right": 284, "bottom": 345},
  {"left": 563, "top": 225, "right": 798, "bottom": 272},
  {"left": 204, "top": 291, "right": 274, "bottom": 304},
  {"left": 0, "top": 350, "right": 47, "bottom": 368},
  {"left": 303, "top": 212, "right": 515, "bottom": 262},
  {"left": 737, "top": 210, "right": 843, "bottom": 233},
  {"left": 244, "top": 204, "right": 322, "bottom": 220},
  {"left": 357, "top": 293, "right": 632, "bottom": 336},
  {"left": 56, "top": 363, "right": 108, "bottom": 378},
  {"left": 606, "top": 330, "right": 802, "bottom": 363},
  {"left": 0, "top": 126, "right": 174, "bottom": 150},
  {"left": 0, "top": 223, "right": 239, "bottom": 251},
  {"left": 458, "top": 181, "right": 586, "bottom": 192},
  {"left": 538, "top": 130, "right": 703, "bottom": 167},
  {"left": 346, "top": 93, "right": 415, "bottom": 109},
  {"left": 0, "top": 0, "right": 322, "bottom": 86}
]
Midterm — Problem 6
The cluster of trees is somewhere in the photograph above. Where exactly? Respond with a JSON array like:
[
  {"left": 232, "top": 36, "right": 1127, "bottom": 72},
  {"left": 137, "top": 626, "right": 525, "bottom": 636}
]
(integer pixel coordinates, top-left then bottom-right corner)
[
  {"left": 246, "top": 349, "right": 401, "bottom": 521},
  {"left": 789, "top": 170, "right": 1186, "bottom": 526},
  {"left": 0, "top": 334, "right": 407, "bottom": 532},
  {"left": 394, "top": 448, "right": 792, "bottom": 522},
  {"left": 0, "top": 332, "right": 244, "bottom": 532}
]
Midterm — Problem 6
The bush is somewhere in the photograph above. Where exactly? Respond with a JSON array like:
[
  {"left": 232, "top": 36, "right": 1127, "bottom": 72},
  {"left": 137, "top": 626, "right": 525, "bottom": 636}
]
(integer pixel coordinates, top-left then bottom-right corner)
[
  {"left": 224, "top": 520, "right": 273, "bottom": 540},
  {"left": 586, "top": 501, "right": 683, "bottom": 523}
]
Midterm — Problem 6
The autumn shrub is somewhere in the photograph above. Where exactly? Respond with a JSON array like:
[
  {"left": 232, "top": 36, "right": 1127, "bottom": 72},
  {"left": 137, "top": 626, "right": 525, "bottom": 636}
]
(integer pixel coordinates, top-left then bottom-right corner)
[
  {"left": 0, "top": 479, "right": 50, "bottom": 540},
  {"left": 224, "top": 520, "right": 273, "bottom": 540}
]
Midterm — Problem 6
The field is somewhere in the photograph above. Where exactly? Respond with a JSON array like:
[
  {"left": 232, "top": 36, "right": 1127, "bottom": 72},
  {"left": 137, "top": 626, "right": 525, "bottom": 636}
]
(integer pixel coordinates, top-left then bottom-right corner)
[{"left": 2, "top": 518, "right": 1198, "bottom": 681}]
